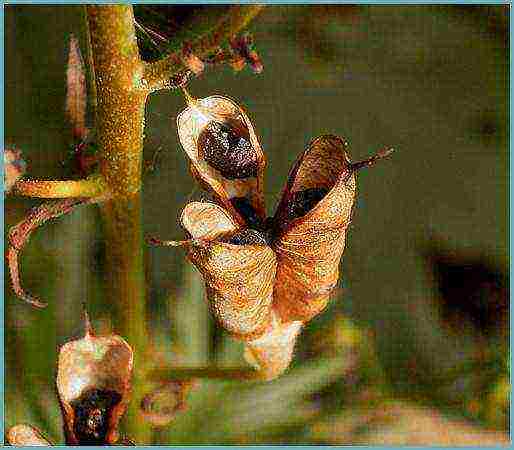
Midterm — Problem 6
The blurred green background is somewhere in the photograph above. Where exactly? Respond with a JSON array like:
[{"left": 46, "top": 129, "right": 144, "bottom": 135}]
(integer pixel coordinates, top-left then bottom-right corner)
[{"left": 5, "top": 5, "right": 509, "bottom": 445}]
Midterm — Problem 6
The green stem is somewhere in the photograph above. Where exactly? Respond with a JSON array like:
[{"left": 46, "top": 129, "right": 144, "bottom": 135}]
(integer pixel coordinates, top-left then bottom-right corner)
[
  {"left": 13, "top": 174, "right": 107, "bottom": 198},
  {"left": 86, "top": 5, "right": 150, "bottom": 444},
  {"left": 142, "top": 5, "right": 265, "bottom": 91},
  {"left": 147, "top": 366, "right": 262, "bottom": 382}
]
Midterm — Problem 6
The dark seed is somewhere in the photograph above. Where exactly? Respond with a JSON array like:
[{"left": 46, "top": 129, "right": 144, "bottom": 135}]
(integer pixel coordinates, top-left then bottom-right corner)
[
  {"left": 71, "top": 388, "right": 122, "bottom": 445},
  {"left": 231, "top": 196, "right": 264, "bottom": 230},
  {"left": 222, "top": 229, "right": 268, "bottom": 246},
  {"left": 287, "top": 187, "right": 329, "bottom": 221},
  {"left": 198, "top": 121, "right": 258, "bottom": 180}
]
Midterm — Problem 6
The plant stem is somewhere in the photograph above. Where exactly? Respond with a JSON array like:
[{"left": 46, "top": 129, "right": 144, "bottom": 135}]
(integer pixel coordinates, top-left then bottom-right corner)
[
  {"left": 147, "top": 366, "right": 263, "bottom": 382},
  {"left": 14, "top": 174, "right": 107, "bottom": 198},
  {"left": 142, "top": 5, "right": 265, "bottom": 91},
  {"left": 86, "top": 5, "right": 150, "bottom": 444}
]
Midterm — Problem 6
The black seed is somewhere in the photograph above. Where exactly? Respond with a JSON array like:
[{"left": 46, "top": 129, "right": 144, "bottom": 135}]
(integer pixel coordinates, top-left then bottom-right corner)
[
  {"left": 231, "top": 196, "right": 264, "bottom": 230},
  {"left": 71, "top": 388, "right": 122, "bottom": 445},
  {"left": 287, "top": 187, "right": 329, "bottom": 221},
  {"left": 222, "top": 229, "right": 268, "bottom": 246},
  {"left": 198, "top": 121, "right": 258, "bottom": 180}
]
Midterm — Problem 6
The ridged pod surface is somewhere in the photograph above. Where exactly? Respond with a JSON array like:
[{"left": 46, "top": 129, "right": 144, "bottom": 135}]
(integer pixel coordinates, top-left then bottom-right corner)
[
  {"left": 272, "top": 135, "right": 356, "bottom": 322},
  {"left": 181, "top": 202, "right": 276, "bottom": 341}
]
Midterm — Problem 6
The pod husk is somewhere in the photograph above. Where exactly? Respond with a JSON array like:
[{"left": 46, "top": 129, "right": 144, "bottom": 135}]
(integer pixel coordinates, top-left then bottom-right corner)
[
  {"left": 244, "top": 314, "right": 303, "bottom": 381},
  {"left": 6, "top": 424, "right": 52, "bottom": 446},
  {"left": 177, "top": 95, "right": 266, "bottom": 225},
  {"left": 272, "top": 135, "right": 356, "bottom": 322},
  {"left": 181, "top": 201, "right": 276, "bottom": 340},
  {"left": 56, "top": 330, "right": 133, "bottom": 445}
]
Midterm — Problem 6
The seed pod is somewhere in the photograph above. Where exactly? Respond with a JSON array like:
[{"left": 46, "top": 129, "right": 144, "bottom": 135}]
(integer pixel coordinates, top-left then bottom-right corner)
[
  {"left": 244, "top": 314, "right": 303, "bottom": 381},
  {"left": 6, "top": 424, "right": 52, "bottom": 446},
  {"left": 177, "top": 95, "right": 266, "bottom": 226},
  {"left": 56, "top": 325, "right": 133, "bottom": 445},
  {"left": 181, "top": 201, "right": 276, "bottom": 341},
  {"left": 271, "top": 135, "right": 357, "bottom": 322}
]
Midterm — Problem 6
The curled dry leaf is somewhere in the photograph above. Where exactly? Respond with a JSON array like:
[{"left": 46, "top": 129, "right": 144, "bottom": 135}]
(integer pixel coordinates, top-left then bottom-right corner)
[
  {"left": 7, "top": 198, "right": 85, "bottom": 308},
  {"left": 56, "top": 325, "right": 133, "bottom": 445},
  {"left": 177, "top": 94, "right": 266, "bottom": 226},
  {"left": 4, "top": 147, "right": 27, "bottom": 193},
  {"left": 6, "top": 424, "right": 52, "bottom": 446}
]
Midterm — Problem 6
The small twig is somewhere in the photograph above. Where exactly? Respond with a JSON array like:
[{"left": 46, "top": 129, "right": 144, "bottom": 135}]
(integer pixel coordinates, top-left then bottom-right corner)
[{"left": 13, "top": 174, "right": 108, "bottom": 199}]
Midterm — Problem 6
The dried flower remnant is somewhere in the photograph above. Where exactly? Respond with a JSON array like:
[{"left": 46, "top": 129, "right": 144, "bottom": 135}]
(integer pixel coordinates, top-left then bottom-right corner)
[
  {"left": 6, "top": 424, "right": 52, "bottom": 446},
  {"left": 141, "top": 380, "right": 197, "bottom": 426},
  {"left": 151, "top": 92, "right": 393, "bottom": 379},
  {"left": 57, "top": 320, "right": 133, "bottom": 445},
  {"left": 65, "top": 34, "right": 88, "bottom": 141}
]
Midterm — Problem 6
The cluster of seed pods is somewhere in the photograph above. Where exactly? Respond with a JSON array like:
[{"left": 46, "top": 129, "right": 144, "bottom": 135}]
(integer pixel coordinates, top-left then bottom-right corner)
[{"left": 151, "top": 91, "right": 392, "bottom": 380}]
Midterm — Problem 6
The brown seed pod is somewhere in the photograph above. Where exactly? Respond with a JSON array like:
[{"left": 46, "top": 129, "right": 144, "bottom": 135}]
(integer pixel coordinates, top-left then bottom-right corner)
[
  {"left": 181, "top": 202, "right": 276, "bottom": 341},
  {"left": 56, "top": 323, "right": 133, "bottom": 445},
  {"left": 271, "top": 135, "right": 357, "bottom": 322},
  {"left": 177, "top": 94, "right": 266, "bottom": 226},
  {"left": 6, "top": 424, "right": 52, "bottom": 446},
  {"left": 244, "top": 314, "right": 303, "bottom": 381}
]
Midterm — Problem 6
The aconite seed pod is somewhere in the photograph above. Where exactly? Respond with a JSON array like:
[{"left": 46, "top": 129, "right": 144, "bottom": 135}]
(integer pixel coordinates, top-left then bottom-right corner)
[
  {"left": 272, "top": 135, "right": 392, "bottom": 323},
  {"left": 56, "top": 320, "right": 133, "bottom": 445},
  {"left": 176, "top": 93, "right": 266, "bottom": 226},
  {"left": 181, "top": 201, "right": 276, "bottom": 341},
  {"left": 244, "top": 314, "right": 303, "bottom": 381},
  {"left": 6, "top": 424, "right": 52, "bottom": 446}
]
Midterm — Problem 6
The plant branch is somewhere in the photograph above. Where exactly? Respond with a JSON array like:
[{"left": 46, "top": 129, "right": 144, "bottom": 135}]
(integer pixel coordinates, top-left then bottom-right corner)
[
  {"left": 141, "top": 5, "right": 264, "bottom": 92},
  {"left": 13, "top": 174, "right": 107, "bottom": 198}
]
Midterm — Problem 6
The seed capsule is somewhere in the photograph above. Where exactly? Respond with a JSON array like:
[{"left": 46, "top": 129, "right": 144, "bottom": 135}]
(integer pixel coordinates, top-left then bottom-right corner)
[
  {"left": 57, "top": 325, "right": 133, "bottom": 445},
  {"left": 6, "top": 424, "right": 52, "bottom": 446},
  {"left": 177, "top": 95, "right": 266, "bottom": 225}
]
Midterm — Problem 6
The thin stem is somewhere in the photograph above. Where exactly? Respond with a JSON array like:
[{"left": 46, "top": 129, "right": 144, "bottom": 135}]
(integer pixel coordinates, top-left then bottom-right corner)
[
  {"left": 13, "top": 174, "right": 107, "bottom": 198},
  {"left": 141, "top": 5, "right": 264, "bottom": 92},
  {"left": 147, "top": 366, "right": 264, "bottom": 382}
]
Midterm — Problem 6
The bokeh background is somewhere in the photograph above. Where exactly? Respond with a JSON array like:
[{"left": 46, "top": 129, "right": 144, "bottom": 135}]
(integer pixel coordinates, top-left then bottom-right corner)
[{"left": 5, "top": 5, "right": 509, "bottom": 445}]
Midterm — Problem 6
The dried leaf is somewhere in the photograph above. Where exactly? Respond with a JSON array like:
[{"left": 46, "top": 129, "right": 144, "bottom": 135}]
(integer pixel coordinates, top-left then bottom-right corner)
[
  {"left": 7, "top": 198, "right": 84, "bottom": 308},
  {"left": 6, "top": 424, "right": 52, "bottom": 446},
  {"left": 56, "top": 326, "right": 133, "bottom": 445},
  {"left": 65, "top": 34, "right": 87, "bottom": 141},
  {"left": 177, "top": 95, "right": 266, "bottom": 226}
]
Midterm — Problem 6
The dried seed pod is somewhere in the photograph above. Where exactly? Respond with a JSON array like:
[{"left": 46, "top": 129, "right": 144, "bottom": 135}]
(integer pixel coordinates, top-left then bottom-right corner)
[
  {"left": 4, "top": 147, "right": 26, "bottom": 193},
  {"left": 180, "top": 201, "right": 276, "bottom": 341},
  {"left": 271, "top": 135, "right": 357, "bottom": 322},
  {"left": 56, "top": 325, "right": 133, "bottom": 445},
  {"left": 177, "top": 95, "right": 266, "bottom": 226},
  {"left": 244, "top": 314, "right": 303, "bottom": 381},
  {"left": 6, "top": 424, "right": 52, "bottom": 446}
]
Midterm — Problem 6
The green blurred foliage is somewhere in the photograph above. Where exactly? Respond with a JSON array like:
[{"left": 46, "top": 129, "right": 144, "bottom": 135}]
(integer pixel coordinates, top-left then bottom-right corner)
[{"left": 4, "top": 5, "right": 509, "bottom": 445}]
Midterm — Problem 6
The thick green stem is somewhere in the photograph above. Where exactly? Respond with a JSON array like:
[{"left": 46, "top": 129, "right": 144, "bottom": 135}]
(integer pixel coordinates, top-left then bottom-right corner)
[{"left": 86, "top": 5, "right": 150, "bottom": 444}]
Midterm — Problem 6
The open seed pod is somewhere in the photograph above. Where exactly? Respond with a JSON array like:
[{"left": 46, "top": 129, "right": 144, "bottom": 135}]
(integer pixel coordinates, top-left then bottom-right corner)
[
  {"left": 271, "top": 135, "right": 357, "bottom": 322},
  {"left": 180, "top": 201, "right": 276, "bottom": 340},
  {"left": 177, "top": 95, "right": 266, "bottom": 227},
  {"left": 56, "top": 326, "right": 133, "bottom": 445},
  {"left": 244, "top": 313, "right": 303, "bottom": 381},
  {"left": 7, "top": 424, "right": 52, "bottom": 446}
]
